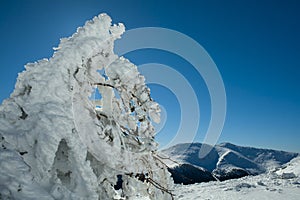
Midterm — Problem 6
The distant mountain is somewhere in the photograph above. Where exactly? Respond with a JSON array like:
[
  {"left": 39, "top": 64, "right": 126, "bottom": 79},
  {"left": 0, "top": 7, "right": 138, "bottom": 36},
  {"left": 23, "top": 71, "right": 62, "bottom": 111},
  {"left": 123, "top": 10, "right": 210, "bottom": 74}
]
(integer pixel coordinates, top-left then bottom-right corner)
[
  {"left": 160, "top": 143, "right": 298, "bottom": 184},
  {"left": 167, "top": 164, "right": 215, "bottom": 185},
  {"left": 173, "top": 155, "right": 300, "bottom": 199}
]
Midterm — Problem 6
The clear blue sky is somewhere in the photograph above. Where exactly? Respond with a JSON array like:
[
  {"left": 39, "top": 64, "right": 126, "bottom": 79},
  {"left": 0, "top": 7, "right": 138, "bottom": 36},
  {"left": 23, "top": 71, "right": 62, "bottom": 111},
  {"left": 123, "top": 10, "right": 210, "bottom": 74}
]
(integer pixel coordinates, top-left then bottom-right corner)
[{"left": 0, "top": 0, "right": 299, "bottom": 152}]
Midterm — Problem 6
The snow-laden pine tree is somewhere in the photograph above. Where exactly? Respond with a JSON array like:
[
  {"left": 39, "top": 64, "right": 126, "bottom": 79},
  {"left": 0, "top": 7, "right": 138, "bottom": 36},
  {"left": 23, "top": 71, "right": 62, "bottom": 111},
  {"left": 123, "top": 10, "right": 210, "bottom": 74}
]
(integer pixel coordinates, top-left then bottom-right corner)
[{"left": 0, "top": 14, "right": 173, "bottom": 199}]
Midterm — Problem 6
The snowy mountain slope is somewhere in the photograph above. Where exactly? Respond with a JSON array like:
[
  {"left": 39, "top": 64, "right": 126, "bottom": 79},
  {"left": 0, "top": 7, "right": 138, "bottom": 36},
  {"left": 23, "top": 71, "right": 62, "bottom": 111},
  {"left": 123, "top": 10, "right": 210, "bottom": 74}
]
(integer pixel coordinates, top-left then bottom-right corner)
[
  {"left": 274, "top": 156, "right": 300, "bottom": 179},
  {"left": 219, "top": 142, "right": 297, "bottom": 169},
  {"left": 173, "top": 155, "right": 300, "bottom": 200},
  {"left": 161, "top": 143, "right": 298, "bottom": 183}
]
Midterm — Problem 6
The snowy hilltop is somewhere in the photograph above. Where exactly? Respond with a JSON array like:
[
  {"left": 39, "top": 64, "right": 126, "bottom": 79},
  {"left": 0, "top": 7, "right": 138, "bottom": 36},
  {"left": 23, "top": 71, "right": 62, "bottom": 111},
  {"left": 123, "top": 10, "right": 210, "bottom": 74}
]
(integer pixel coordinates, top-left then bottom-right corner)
[
  {"left": 0, "top": 14, "right": 173, "bottom": 200},
  {"left": 161, "top": 142, "right": 298, "bottom": 184},
  {"left": 173, "top": 155, "right": 300, "bottom": 200}
]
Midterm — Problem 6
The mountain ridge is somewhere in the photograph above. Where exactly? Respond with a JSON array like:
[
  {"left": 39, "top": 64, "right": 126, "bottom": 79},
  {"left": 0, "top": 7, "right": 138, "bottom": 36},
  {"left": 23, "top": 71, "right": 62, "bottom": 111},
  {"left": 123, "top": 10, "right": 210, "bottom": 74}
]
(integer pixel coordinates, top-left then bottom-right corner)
[{"left": 160, "top": 142, "right": 298, "bottom": 184}]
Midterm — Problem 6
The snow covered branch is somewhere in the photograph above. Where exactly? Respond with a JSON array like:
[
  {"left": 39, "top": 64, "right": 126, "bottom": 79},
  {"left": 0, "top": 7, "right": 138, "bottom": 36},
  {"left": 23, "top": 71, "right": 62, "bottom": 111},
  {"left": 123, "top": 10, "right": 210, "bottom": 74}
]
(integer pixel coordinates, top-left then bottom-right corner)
[{"left": 0, "top": 13, "right": 172, "bottom": 200}]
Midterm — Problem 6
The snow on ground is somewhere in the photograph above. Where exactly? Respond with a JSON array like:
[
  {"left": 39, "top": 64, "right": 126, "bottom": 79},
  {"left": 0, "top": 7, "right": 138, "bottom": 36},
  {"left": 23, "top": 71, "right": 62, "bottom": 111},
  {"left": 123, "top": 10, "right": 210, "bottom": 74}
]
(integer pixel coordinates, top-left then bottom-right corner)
[{"left": 173, "top": 156, "right": 300, "bottom": 200}]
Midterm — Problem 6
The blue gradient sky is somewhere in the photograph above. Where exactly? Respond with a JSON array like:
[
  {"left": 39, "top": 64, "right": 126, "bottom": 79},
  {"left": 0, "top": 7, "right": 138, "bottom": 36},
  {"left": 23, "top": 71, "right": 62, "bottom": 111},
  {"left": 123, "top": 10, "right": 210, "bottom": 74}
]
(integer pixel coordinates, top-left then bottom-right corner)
[{"left": 0, "top": 0, "right": 299, "bottom": 152}]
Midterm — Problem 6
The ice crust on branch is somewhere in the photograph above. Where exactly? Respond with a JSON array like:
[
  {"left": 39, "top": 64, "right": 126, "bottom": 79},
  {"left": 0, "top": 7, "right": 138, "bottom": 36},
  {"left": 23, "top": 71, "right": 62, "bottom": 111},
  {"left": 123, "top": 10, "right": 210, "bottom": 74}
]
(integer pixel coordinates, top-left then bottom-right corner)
[{"left": 0, "top": 14, "right": 172, "bottom": 200}]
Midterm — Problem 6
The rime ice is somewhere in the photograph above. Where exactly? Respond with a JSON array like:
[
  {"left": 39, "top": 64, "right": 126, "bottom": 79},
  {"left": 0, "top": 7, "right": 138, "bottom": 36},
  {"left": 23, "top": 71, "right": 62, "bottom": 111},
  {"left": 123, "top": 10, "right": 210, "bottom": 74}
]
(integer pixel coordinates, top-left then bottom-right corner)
[{"left": 0, "top": 14, "right": 172, "bottom": 200}]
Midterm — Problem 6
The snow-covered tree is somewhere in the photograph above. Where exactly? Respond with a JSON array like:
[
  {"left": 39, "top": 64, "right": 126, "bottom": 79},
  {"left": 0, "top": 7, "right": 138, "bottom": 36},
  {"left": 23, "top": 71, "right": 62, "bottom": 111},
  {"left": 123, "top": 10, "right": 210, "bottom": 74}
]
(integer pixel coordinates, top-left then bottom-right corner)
[{"left": 0, "top": 14, "right": 173, "bottom": 199}]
